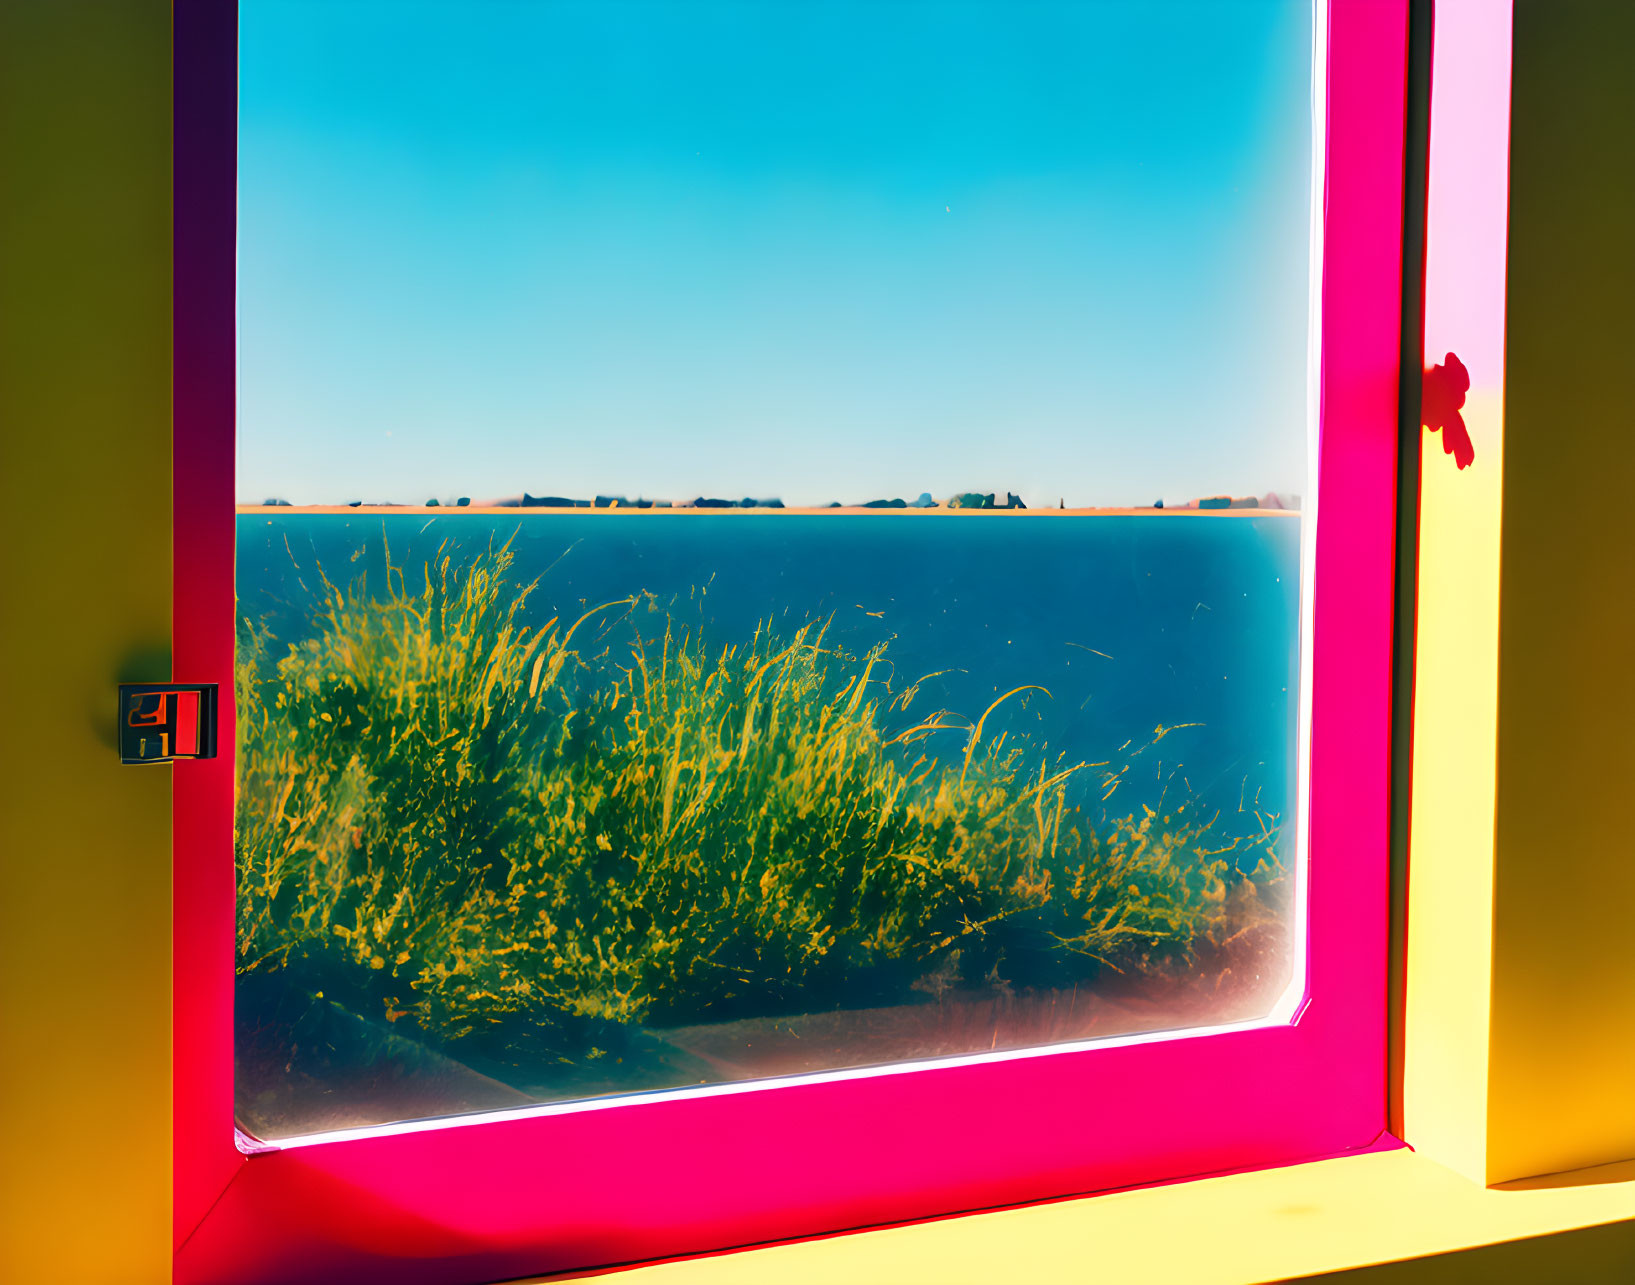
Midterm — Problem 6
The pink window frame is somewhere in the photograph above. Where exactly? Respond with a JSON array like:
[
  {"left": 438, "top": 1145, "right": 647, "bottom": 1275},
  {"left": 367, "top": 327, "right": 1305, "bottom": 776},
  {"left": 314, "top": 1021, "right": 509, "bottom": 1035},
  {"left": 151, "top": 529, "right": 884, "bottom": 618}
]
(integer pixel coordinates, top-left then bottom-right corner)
[{"left": 172, "top": 2, "right": 1409, "bottom": 1280}]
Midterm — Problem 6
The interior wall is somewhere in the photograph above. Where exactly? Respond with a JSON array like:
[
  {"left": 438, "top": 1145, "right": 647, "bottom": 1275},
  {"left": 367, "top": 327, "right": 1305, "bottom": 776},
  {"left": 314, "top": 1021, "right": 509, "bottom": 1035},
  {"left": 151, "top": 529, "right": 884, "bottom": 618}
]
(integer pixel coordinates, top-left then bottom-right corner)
[
  {"left": 1487, "top": 0, "right": 1635, "bottom": 1184},
  {"left": 0, "top": 2, "right": 173, "bottom": 1281}
]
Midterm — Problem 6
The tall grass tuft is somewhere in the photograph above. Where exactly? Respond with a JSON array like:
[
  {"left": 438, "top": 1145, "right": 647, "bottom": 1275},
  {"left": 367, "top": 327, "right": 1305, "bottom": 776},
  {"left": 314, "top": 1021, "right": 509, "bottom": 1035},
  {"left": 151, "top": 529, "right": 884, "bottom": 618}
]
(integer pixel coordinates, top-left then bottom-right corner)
[{"left": 236, "top": 541, "right": 1273, "bottom": 1063}]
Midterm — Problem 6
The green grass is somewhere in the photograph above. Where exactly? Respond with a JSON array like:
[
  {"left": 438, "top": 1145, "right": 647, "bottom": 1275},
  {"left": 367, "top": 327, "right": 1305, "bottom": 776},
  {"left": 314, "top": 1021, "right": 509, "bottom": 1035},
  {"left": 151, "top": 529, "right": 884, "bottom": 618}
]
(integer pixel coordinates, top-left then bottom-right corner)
[{"left": 235, "top": 540, "right": 1276, "bottom": 1065}]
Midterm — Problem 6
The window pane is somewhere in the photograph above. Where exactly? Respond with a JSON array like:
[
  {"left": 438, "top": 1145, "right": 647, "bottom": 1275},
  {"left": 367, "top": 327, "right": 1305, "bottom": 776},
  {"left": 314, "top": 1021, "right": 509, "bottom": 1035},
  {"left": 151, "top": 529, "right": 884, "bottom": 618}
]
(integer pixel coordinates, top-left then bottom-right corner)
[{"left": 235, "top": 0, "right": 1313, "bottom": 1140}]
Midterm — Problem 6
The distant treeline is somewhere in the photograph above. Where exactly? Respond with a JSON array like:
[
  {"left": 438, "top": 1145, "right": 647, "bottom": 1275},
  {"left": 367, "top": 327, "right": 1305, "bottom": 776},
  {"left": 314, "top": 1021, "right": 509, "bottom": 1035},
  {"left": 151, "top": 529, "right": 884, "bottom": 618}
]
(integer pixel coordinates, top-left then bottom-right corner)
[{"left": 255, "top": 490, "right": 1297, "bottom": 511}]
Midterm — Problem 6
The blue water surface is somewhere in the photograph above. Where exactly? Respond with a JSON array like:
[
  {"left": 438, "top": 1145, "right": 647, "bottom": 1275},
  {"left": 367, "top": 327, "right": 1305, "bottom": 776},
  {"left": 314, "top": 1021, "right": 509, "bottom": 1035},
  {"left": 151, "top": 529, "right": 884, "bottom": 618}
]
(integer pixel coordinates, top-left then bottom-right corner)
[{"left": 237, "top": 513, "right": 1302, "bottom": 861}]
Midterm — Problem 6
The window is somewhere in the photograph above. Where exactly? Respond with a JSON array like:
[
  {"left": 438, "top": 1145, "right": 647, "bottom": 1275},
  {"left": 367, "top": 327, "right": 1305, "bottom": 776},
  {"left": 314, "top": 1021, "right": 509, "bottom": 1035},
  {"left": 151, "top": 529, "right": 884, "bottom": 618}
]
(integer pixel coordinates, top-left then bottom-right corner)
[
  {"left": 233, "top": 0, "right": 1313, "bottom": 1141},
  {"left": 173, "top": 2, "right": 1406, "bottom": 1279}
]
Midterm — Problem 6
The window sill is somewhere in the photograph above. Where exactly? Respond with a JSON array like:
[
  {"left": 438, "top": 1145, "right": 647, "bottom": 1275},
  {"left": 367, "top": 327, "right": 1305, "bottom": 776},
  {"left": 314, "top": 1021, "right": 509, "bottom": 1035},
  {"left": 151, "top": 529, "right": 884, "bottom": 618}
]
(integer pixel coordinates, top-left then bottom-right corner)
[{"left": 541, "top": 1146, "right": 1635, "bottom": 1284}]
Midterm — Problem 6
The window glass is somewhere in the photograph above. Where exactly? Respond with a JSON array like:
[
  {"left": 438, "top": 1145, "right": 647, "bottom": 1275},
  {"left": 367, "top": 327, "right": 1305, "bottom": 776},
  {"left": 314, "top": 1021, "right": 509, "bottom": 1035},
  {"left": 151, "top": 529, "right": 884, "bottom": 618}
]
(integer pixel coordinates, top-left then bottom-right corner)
[{"left": 236, "top": 0, "right": 1313, "bottom": 1140}]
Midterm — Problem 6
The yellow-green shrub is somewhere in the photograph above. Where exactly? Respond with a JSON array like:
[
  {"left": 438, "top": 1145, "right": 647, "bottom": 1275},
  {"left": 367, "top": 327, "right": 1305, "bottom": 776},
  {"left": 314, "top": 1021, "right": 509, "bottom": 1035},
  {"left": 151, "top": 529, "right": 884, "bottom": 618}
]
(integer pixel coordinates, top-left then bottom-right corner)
[{"left": 236, "top": 542, "right": 1267, "bottom": 1062}]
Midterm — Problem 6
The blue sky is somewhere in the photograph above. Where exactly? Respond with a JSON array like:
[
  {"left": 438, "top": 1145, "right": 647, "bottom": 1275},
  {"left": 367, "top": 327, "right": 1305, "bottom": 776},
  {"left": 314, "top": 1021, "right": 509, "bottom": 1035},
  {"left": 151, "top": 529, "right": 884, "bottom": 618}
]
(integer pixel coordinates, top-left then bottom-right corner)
[{"left": 239, "top": 0, "right": 1313, "bottom": 507}]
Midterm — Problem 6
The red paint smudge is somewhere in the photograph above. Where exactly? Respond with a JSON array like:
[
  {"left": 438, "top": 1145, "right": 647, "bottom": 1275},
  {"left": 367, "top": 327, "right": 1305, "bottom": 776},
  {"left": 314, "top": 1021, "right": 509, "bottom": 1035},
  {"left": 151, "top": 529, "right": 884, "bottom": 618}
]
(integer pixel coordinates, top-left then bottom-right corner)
[{"left": 1422, "top": 352, "right": 1475, "bottom": 470}]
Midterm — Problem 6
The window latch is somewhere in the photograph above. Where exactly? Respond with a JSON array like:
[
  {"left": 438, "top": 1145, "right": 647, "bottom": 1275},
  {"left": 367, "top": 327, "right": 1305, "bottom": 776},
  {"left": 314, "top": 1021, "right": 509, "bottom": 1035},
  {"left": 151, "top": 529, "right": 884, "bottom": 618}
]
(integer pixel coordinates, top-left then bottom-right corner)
[{"left": 118, "top": 683, "right": 218, "bottom": 764}]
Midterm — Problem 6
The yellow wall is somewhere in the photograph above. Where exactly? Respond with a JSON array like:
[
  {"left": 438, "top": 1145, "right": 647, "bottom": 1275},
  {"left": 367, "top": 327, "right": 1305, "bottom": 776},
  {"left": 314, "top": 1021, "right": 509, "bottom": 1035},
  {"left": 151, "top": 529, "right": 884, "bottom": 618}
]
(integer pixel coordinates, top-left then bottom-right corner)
[
  {"left": 1399, "top": 0, "right": 1511, "bottom": 1188},
  {"left": 1400, "top": 0, "right": 1635, "bottom": 1190},
  {"left": 1484, "top": 0, "right": 1635, "bottom": 1185},
  {"left": 0, "top": 3, "right": 173, "bottom": 1282},
  {"left": 1401, "top": 384, "right": 1504, "bottom": 1183}
]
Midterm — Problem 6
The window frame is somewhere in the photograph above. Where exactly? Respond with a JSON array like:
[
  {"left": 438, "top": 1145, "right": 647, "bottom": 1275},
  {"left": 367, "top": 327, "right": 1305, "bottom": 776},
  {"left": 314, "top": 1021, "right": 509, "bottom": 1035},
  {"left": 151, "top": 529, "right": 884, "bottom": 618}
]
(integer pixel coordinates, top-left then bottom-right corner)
[{"left": 172, "top": 2, "right": 1410, "bottom": 1279}]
